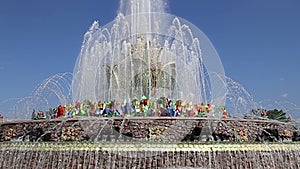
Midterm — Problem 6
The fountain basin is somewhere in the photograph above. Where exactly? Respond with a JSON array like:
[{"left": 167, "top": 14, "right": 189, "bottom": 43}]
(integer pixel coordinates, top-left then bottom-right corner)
[{"left": 1, "top": 141, "right": 300, "bottom": 168}]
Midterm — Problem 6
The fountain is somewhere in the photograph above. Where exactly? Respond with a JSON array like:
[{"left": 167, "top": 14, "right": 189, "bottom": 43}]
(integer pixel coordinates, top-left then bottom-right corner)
[
  {"left": 71, "top": 0, "right": 227, "bottom": 107},
  {"left": 1, "top": 0, "right": 300, "bottom": 168}
]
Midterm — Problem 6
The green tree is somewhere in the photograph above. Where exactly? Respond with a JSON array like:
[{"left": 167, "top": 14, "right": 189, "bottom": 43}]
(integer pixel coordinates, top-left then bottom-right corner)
[
  {"left": 267, "top": 109, "right": 289, "bottom": 122},
  {"left": 247, "top": 108, "right": 291, "bottom": 122}
]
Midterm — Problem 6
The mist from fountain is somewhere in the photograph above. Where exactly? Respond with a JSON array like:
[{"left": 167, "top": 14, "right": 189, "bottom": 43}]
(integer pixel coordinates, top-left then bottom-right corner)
[
  {"left": 0, "top": 72, "right": 72, "bottom": 119},
  {"left": 71, "top": 0, "right": 227, "bottom": 108}
]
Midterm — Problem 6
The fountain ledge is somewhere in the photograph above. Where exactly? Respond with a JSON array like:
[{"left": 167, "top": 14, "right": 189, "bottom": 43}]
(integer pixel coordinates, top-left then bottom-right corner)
[{"left": 0, "top": 117, "right": 298, "bottom": 143}]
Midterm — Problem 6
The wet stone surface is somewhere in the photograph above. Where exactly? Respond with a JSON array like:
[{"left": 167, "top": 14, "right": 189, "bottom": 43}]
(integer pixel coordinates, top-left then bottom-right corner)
[{"left": 0, "top": 117, "right": 298, "bottom": 142}]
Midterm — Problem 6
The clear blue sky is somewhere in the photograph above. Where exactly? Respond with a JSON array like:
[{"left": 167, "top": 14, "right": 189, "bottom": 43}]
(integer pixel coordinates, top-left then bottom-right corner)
[{"left": 0, "top": 0, "right": 299, "bottom": 109}]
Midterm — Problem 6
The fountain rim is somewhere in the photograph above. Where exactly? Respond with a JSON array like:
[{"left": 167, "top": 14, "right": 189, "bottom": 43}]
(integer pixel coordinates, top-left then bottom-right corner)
[
  {"left": 1, "top": 141, "right": 300, "bottom": 152},
  {"left": 0, "top": 116, "right": 291, "bottom": 125}
]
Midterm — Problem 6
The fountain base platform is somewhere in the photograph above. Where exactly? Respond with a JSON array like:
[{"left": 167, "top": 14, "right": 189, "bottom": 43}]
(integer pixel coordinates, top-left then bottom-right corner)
[
  {"left": 1, "top": 117, "right": 300, "bottom": 168},
  {"left": 0, "top": 117, "right": 298, "bottom": 142}
]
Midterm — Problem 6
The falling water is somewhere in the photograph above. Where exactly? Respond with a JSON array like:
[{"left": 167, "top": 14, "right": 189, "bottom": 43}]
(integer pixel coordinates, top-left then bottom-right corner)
[
  {"left": 71, "top": 0, "right": 227, "bottom": 106},
  {"left": 1, "top": 142, "right": 300, "bottom": 168},
  {"left": 0, "top": 72, "right": 72, "bottom": 120}
]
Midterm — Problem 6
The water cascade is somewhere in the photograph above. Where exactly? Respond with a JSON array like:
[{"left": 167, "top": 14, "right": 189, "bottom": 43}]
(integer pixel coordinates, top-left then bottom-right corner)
[
  {"left": 1, "top": 142, "right": 300, "bottom": 168},
  {"left": 71, "top": 0, "right": 227, "bottom": 106}
]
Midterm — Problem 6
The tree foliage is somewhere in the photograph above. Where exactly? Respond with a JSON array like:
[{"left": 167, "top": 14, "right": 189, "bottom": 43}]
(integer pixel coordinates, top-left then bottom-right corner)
[
  {"left": 249, "top": 108, "right": 291, "bottom": 122},
  {"left": 266, "top": 109, "right": 290, "bottom": 122}
]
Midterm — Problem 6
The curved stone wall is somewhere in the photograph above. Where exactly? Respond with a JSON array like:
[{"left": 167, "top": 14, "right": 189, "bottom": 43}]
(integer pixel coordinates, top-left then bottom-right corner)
[{"left": 0, "top": 117, "right": 298, "bottom": 142}]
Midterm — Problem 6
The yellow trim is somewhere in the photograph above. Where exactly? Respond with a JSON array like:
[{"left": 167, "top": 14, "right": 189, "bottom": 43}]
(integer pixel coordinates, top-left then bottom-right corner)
[{"left": 1, "top": 142, "right": 300, "bottom": 152}]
